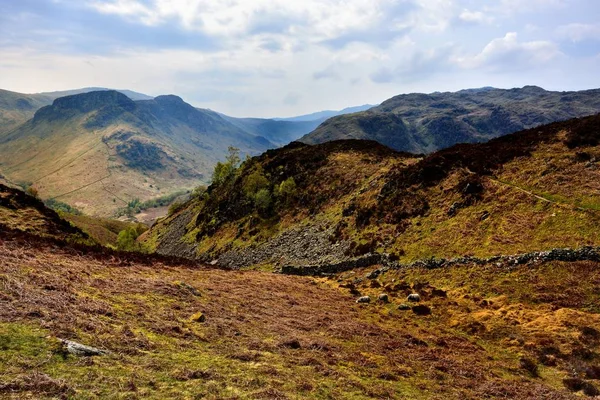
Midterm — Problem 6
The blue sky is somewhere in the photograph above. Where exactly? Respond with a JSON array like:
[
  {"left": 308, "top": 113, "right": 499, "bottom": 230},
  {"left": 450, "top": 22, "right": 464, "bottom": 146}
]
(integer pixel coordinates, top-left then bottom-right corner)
[{"left": 1, "top": 0, "right": 599, "bottom": 117}]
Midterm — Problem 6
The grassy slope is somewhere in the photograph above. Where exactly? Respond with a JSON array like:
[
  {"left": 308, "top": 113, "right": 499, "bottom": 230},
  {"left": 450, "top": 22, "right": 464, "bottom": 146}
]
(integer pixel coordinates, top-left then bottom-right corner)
[
  {"left": 0, "top": 184, "right": 93, "bottom": 243},
  {"left": 146, "top": 114, "right": 600, "bottom": 266},
  {"left": 2, "top": 232, "right": 599, "bottom": 399},
  {"left": 0, "top": 89, "right": 53, "bottom": 136}
]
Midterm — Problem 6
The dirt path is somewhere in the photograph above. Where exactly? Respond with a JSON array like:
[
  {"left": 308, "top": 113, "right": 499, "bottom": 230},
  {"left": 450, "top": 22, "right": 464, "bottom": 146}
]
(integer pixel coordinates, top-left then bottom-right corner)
[{"left": 489, "top": 177, "right": 598, "bottom": 212}]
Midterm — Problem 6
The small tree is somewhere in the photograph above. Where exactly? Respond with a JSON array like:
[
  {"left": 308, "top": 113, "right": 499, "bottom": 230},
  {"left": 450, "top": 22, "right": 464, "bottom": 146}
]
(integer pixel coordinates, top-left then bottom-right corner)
[
  {"left": 117, "top": 226, "right": 142, "bottom": 252},
  {"left": 243, "top": 169, "right": 270, "bottom": 198},
  {"left": 254, "top": 188, "right": 272, "bottom": 213},
  {"left": 211, "top": 146, "right": 241, "bottom": 186},
  {"left": 278, "top": 177, "right": 297, "bottom": 203}
]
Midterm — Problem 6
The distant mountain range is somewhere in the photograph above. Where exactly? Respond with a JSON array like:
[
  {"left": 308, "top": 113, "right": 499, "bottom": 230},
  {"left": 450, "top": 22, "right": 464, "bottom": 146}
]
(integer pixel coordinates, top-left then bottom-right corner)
[
  {"left": 3, "top": 85, "right": 600, "bottom": 218},
  {"left": 274, "top": 104, "right": 376, "bottom": 122},
  {"left": 301, "top": 86, "right": 600, "bottom": 153}
]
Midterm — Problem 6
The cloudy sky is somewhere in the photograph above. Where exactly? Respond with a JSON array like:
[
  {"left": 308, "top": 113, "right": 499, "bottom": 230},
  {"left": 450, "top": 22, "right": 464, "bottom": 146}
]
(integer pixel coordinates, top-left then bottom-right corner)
[{"left": 1, "top": 0, "right": 599, "bottom": 117}]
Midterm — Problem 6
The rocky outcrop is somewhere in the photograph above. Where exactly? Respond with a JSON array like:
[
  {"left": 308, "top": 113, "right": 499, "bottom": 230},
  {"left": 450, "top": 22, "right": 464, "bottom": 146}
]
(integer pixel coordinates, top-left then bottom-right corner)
[{"left": 214, "top": 223, "right": 352, "bottom": 269}]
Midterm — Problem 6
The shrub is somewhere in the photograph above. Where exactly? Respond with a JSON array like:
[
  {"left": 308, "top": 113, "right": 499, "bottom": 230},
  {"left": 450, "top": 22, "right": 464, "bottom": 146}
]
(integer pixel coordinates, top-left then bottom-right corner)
[
  {"left": 254, "top": 189, "right": 272, "bottom": 213},
  {"left": 211, "top": 146, "right": 240, "bottom": 186},
  {"left": 117, "top": 226, "right": 143, "bottom": 252},
  {"left": 168, "top": 201, "right": 185, "bottom": 216},
  {"left": 278, "top": 177, "right": 297, "bottom": 203},
  {"left": 44, "top": 199, "right": 82, "bottom": 215},
  {"left": 25, "top": 186, "right": 39, "bottom": 199},
  {"left": 243, "top": 169, "right": 270, "bottom": 198}
]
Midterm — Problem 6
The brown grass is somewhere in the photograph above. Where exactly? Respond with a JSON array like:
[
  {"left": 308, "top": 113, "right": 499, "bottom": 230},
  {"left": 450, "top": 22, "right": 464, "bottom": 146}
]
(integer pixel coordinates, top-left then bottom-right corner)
[{"left": 1, "top": 232, "right": 596, "bottom": 398}]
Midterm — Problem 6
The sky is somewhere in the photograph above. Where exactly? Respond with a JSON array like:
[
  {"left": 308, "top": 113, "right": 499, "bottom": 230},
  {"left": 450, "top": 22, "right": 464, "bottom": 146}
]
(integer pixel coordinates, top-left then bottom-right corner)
[{"left": 1, "top": 0, "right": 599, "bottom": 117}]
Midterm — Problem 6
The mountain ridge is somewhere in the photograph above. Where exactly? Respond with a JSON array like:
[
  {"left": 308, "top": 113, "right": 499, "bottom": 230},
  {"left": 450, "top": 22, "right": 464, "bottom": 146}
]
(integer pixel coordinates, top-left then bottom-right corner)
[{"left": 301, "top": 86, "right": 600, "bottom": 153}]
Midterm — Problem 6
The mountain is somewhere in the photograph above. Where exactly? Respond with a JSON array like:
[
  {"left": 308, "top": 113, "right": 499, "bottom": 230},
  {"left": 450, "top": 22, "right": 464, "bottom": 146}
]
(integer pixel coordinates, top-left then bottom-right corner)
[
  {"left": 37, "top": 87, "right": 154, "bottom": 101},
  {"left": 0, "top": 90, "right": 274, "bottom": 217},
  {"left": 144, "top": 113, "right": 600, "bottom": 267},
  {"left": 0, "top": 89, "right": 54, "bottom": 135},
  {"left": 275, "top": 104, "right": 377, "bottom": 122},
  {"left": 0, "top": 88, "right": 152, "bottom": 136},
  {"left": 301, "top": 86, "right": 600, "bottom": 153}
]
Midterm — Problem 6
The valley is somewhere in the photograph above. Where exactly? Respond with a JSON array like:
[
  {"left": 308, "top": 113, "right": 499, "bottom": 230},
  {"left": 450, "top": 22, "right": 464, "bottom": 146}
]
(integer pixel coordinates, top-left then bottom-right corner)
[{"left": 3, "top": 1, "right": 600, "bottom": 398}]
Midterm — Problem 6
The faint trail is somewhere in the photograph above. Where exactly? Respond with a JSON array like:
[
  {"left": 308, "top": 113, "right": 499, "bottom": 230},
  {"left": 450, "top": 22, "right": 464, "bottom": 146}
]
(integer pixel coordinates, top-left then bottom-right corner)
[
  {"left": 4, "top": 135, "right": 99, "bottom": 174},
  {"left": 48, "top": 172, "right": 111, "bottom": 201},
  {"left": 489, "top": 177, "right": 598, "bottom": 212},
  {"left": 33, "top": 139, "right": 104, "bottom": 183},
  {"left": 47, "top": 142, "right": 115, "bottom": 201}
]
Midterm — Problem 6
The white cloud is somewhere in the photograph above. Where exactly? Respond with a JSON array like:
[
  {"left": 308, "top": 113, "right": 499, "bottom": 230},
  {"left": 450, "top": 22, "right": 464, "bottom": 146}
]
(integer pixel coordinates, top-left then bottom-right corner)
[
  {"left": 456, "top": 32, "right": 562, "bottom": 71},
  {"left": 557, "top": 23, "right": 600, "bottom": 42},
  {"left": 457, "top": 9, "right": 493, "bottom": 25},
  {"left": 497, "top": 0, "right": 565, "bottom": 14},
  {"left": 89, "top": 0, "right": 412, "bottom": 40}
]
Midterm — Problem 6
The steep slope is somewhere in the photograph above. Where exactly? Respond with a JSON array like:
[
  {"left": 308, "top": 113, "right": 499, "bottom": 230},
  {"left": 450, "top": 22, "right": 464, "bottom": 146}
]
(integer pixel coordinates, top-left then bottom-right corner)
[
  {"left": 301, "top": 86, "right": 600, "bottom": 153},
  {"left": 145, "top": 113, "right": 600, "bottom": 268},
  {"left": 3, "top": 230, "right": 600, "bottom": 398},
  {"left": 0, "top": 184, "right": 92, "bottom": 243},
  {"left": 0, "top": 91, "right": 273, "bottom": 216}
]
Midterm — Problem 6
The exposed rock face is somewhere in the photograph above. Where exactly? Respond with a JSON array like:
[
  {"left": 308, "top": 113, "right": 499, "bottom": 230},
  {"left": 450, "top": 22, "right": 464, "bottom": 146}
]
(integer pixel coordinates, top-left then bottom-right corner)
[
  {"left": 154, "top": 209, "right": 198, "bottom": 259},
  {"left": 302, "top": 86, "right": 600, "bottom": 154},
  {"left": 214, "top": 223, "right": 352, "bottom": 269}
]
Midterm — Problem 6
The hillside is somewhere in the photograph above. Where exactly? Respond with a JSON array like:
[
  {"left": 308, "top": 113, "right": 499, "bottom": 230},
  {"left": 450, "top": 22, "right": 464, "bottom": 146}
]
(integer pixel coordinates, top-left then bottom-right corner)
[
  {"left": 0, "top": 184, "right": 91, "bottom": 243},
  {"left": 3, "top": 229, "right": 600, "bottom": 398},
  {"left": 301, "top": 86, "right": 600, "bottom": 153},
  {"left": 0, "top": 91, "right": 273, "bottom": 217},
  {"left": 144, "top": 113, "right": 600, "bottom": 268}
]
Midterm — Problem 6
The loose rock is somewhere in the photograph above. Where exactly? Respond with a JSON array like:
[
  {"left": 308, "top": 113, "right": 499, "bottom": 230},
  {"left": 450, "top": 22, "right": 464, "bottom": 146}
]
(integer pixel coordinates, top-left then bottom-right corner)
[
  {"left": 378, "top": 293, "right": 389, "bottom": 303},
  {"left": 59, "top": 339, "right": 109, "bottom": 357},
  {"left": 407, "top": 293, "right": 421, "bottom": 302},
  {"left": 398, "top": 304, "right": 411, "bottom": 310},
  {"left": 412, "top": 305, "right": 432, "bottom": 316},
  {"left": 356, "top": 296, "right": 371, "bottom": 304},
  {"left": 190, "top": 312, "right": 206, "bottom": 323}
]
